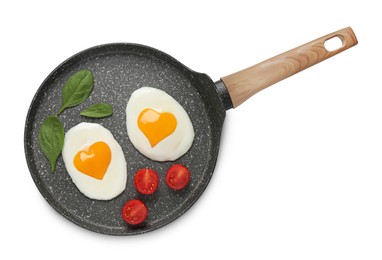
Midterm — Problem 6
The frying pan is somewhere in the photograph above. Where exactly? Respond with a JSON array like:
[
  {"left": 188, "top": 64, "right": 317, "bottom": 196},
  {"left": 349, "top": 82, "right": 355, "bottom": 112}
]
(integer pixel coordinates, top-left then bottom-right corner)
[{"left": 24, "top": 27, "right": 357, "bottom": 235}]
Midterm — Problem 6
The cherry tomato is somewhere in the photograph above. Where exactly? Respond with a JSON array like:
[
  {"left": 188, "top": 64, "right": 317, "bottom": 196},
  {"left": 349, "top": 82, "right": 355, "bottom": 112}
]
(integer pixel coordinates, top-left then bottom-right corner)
[
  {"left": 134, "top": 168, "right": 159, "bottom": 195},
  {"left": 121, "top": 199, "right": 148, "bottom": 225},
  {"left": 165, "top": 164, "right": 191, "bottom": 190}
]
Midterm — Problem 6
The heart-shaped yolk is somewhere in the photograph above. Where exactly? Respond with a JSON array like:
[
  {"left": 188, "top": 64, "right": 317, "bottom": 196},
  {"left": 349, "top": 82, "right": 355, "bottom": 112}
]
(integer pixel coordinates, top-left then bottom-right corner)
[
  {"left": 138, "top": 108, "right": 177, "bottom": 147},
  {"left": 73, "top": 141, "right": 111, "bottom": 180}
]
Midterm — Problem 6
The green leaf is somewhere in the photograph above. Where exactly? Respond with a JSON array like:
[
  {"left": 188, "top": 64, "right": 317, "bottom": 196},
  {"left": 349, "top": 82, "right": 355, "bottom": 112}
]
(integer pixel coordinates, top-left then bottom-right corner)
[
  {"left": 80, "top": 103, "right": 113, "bottom": 118},
  {"left": 57, "top": 70, "right": 94, "bottom": 115},
  {"left": 38, "top": 115, "right": 65, "bottom": 173}
]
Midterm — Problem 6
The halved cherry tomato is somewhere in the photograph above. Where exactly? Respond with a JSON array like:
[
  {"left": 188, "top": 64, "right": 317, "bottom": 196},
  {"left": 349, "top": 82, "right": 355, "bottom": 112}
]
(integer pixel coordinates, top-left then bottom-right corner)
[
  {"left": 134, "top": 168, "right": 159, "bottom": 195},
  {"left": 165, "top": 164, "right": 191, "bottom": 190},
  {"left": 121, "top": 199, "right": 148, "bottom": 225}
]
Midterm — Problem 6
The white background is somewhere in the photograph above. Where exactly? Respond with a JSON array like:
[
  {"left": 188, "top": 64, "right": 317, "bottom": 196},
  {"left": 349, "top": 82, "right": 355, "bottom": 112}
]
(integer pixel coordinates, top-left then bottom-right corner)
[{"left": 1, "top": 0, "right": 381, "bottom": 259}]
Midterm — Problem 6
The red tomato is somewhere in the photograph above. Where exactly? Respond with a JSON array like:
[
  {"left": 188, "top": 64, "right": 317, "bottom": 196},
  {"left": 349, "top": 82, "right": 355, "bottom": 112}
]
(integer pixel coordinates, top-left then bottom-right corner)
[
  {"left": 121, "top": 199, "right": 148, "bottom": 225},
  {"left": 165, "top": 164, "right": 191, "bottom": 190},
  {"left": 134, "top": 168, "right": 159, "bottom": 195}
]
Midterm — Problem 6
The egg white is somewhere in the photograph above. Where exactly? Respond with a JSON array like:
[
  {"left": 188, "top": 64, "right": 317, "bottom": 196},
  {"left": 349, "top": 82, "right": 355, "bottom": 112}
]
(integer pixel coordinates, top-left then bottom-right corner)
[
  {"left": 62, "top": 122, "right": 127, "bottom": 200},
  {"left": 126, "top": 87, "right": 194, "bottom": 161}
]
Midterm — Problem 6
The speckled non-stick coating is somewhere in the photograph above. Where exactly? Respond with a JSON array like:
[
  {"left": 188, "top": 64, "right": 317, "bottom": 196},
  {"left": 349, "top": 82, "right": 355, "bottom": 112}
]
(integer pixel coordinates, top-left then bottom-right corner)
[{"left": 24, "top": 43, "right": 226, "bottom": 235}]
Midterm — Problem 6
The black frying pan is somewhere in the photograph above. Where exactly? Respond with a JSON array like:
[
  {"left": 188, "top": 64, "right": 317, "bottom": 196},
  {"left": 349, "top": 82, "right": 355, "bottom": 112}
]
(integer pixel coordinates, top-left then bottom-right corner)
[{"left": 24, "top": 27, "right": 357, "bottom": 235}]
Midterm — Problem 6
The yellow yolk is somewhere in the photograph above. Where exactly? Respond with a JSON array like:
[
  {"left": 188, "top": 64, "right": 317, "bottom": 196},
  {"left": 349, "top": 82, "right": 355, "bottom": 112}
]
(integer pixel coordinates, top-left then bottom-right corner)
[
  {"left": 137, "top": 108, "right": 177, "bottom": 147},
  {"left": 73, "top": 141, "right": 111, "bottom": 180}
]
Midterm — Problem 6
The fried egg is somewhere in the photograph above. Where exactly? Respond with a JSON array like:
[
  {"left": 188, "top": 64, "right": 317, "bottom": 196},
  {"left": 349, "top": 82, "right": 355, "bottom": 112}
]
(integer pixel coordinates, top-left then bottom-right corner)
[
  {"left": 126, "top": 87, "right": 194, "bottom": 161},
  {"left": 62, "top": 122, "right": 127, "bottom": 200}
]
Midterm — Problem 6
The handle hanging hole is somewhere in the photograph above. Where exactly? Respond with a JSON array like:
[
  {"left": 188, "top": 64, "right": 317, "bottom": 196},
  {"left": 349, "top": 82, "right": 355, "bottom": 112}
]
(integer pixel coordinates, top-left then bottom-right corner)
[{"left": 324, "top": 36, "right": 344, "bottom": 51}]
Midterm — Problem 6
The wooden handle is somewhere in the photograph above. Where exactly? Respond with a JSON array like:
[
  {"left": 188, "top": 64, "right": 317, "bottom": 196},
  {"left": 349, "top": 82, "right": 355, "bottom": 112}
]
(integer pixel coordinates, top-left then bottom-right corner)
[{"left": 221, "top": 27, "right": 358, "bottom": 108}]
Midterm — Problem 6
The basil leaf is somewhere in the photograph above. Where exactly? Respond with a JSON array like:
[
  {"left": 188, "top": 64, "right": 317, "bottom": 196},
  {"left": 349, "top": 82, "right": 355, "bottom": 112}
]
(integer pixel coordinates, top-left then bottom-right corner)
[
  {"left": 57, "top": 70, "right": 94, "bottom": 115},
  {"left": 80, "top": 103, "right": 113, "bottom": 118},
  {"left": 38, "top": 115, "right": 65, "bottom": 173}
]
